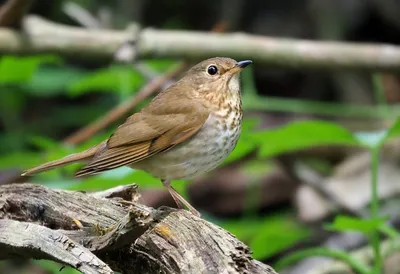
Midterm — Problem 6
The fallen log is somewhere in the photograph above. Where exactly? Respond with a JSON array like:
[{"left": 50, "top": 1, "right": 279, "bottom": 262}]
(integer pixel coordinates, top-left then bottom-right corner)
[{"left": 0, "top": 183, "right": 277, "bottom": 274}]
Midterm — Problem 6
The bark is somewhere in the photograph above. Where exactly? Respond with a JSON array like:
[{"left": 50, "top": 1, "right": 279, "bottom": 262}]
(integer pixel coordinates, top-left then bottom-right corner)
[{"left": 0, "top": 183, "right": 277, "bottom": 274}]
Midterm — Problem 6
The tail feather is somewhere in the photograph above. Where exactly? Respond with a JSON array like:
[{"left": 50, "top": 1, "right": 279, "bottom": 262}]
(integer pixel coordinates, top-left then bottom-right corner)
[{"left": 21, "top": 143, "right": 103, "bottom": 176}]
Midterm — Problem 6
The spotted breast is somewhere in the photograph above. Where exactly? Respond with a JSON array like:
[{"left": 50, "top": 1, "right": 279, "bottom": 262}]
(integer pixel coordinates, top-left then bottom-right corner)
[{"left": 132, "top": 109, "right": 242, "bottom": 180}]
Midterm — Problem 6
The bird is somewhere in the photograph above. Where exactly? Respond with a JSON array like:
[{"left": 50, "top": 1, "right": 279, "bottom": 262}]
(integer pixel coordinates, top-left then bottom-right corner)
[{"left": 22, "top": 57, "right": 252, "bottom": 217}]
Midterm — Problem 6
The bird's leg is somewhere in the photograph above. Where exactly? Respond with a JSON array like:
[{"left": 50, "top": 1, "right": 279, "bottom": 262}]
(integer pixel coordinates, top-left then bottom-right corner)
[
  {"left": 161, "top": 179, "right": 201, "bottom": 217},
  {"left": 163, "top": 180, "right": 184, "bottom": 210}
]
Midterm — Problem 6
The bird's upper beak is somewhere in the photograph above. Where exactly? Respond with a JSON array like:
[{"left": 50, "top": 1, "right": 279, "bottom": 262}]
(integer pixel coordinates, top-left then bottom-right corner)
[{"left": 229, "top": 60, "right": 253, "bottom": 74}]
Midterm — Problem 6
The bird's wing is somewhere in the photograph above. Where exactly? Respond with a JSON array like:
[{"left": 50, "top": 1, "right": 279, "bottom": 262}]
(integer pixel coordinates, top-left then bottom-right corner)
[{"left": 75, "top": 95, "right": 209, "bottom": 177}]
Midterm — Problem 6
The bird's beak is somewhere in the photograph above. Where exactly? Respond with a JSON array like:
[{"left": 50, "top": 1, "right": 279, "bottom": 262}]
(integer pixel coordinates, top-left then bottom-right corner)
[{"left": 229, "top": 60, "right": 253, "bottom": 74}]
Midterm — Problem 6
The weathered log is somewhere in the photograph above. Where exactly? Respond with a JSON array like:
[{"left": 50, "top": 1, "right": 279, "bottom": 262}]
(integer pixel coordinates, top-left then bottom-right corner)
[{"left": 0, "top": 183, "right": 277, "bottom": 274}]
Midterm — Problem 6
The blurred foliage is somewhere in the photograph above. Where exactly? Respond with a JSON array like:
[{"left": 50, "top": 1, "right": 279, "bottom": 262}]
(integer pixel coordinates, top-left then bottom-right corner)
[
  {"left": 0, "top": 55, "right": 316, "bottom": 267},
  {"left": 36, "top": 261, "right": 80, "bottom": 274},
  {"left": 274, "top": 112, "right": 400, "bottom": 272},
  {"left": 254, "top": 120, "right": 359, "bottom": 158},
  {"left": 326, "top": 215, "right": 388, "bottom": 234},
  {"left": 1, "top": 53, "right": 400, "bottom": 273},
  {"left": 0, "top": 0, "right": 399, "bottom": 272},
  {"left": 220, "top": 210, "right": 311, "bottom": 260},
  {"left": 0, "top": 55, "right": 62, "bottom": 84}
]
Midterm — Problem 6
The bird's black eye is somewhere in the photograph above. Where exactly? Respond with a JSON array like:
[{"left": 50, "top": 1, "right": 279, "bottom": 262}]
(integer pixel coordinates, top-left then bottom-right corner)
[{"left": 207, "top": 65, "right": 218, "bottom": 75}]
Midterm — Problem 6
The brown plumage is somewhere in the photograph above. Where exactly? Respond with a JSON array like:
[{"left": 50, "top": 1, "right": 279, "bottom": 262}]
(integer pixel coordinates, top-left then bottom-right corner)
[{"left": 22, "top": 57, "right": 252, "bottom": 217}]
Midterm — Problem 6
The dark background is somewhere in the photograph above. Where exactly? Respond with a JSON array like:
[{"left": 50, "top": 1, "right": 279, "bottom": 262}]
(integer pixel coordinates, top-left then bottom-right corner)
[{"left": 1, "top": 0, "right": 400, "bottom": 273}]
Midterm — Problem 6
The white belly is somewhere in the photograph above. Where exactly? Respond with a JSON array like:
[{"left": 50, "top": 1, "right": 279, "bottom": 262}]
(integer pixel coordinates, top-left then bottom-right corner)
[{"left": 133, "top": 114, "right": 241, "bottom": 180}]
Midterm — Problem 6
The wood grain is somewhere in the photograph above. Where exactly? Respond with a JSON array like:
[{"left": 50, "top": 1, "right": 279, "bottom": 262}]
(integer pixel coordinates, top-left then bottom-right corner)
[{"left": 0, "top": 183, "right": 277, "bottom": 274}]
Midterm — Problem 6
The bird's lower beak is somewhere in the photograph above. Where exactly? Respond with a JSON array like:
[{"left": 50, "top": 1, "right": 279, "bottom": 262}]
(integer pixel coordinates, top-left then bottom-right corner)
[{"left": 229, "top": 60, "right": 253, "bottom": 74}]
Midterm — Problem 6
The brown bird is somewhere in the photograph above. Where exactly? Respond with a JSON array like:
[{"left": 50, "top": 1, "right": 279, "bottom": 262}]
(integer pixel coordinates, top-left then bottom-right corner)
[{"left": 22, "top": 57, "right": 252, "bottom": 217}]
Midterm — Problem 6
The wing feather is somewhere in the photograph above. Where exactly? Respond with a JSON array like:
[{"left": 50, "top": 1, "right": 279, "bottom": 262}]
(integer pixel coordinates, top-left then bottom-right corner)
[
  {"left": 75, "top": 90, "right": 210, "bottom": 178},
  {"left": 75, "top": 142, "right": 151, "bottom": 177}
]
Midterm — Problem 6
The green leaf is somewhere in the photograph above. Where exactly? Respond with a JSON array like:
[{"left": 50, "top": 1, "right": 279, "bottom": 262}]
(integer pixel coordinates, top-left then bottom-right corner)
[
  {"left": 249, "top": 214, "right": 311, "bottom": 259},
  {"left": 224, "top": 137, "right": 254, "bottom": 164},
  {"left": 220, "top": 217, "right": 265, "bottom": 243},
  {"left": 23, "top": 66, "right": 86, "bottom": 96},
  {"left": 42, "top": 100, "right": 113, "bottom": 128},
  {"left": 0, "top": 151, "right": 41, "bottom": 169},
  {"left": 326, "top": 215, "right": 388, "bottom": 234},
  {"left": 379, "top": 224, "right": 399, "bottom": 239},
  {"left": 224, "top": 117, "right": 260, "bottom": 164},
  {"left": 0, "top": 88, "right": 26, "bottom": 129},
  {"left": 221, "top": 211, "right": 311, "bottom": 259},
  {"left": 65, "top": 168, "right": 167, "bottom": 191},
  {"left": 255, "top": 120, "right": 361, "bottom": 158},
  {"left": 145, "top": 59, "right": 178, "bottom": 72},
  {"left": 68, "top": 65, "right": 144, "bottom": 96},
  {"left": 29, "top": 135, "right": 63, "bottom": 150},
  {"left": 34, "top": 260, "right": 80, "bottom": 274},
  {"left": 275, "top": 247, "right": 370, "bottom": 274},
  {"left": 0, "top": 55, "right": 61, "bottom": 84},
  {"left": 384, "top": 118, "right": 400, "bottom": 142}
]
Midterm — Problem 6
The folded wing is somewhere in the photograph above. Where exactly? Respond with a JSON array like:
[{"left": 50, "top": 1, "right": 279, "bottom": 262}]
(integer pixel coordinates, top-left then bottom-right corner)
[{"left": 75, "top": 94, "right": 209, "bottom": 177}]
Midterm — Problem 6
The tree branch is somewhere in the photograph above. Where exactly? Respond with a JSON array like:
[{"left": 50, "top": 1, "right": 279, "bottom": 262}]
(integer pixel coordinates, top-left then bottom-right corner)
[
  {"left": 0, "top": 183, "right": 277, "bottom": 274},
  {"left": 0, "top": 15, "right": 400, "bottom": 70},
  {"left": 0, "top": 220, "right": 113, "bottom": 274}
]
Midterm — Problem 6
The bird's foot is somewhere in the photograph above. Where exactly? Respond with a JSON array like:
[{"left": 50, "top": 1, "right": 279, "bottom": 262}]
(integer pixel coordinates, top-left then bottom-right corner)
[{"left": 161, "top": 180, "right": 201, "bottom": 217}]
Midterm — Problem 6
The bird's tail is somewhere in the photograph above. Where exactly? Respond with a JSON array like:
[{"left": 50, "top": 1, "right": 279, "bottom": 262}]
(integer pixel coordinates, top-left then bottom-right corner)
[{"left": 21, "top": 142, "right": 104, "bottom": 176}]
